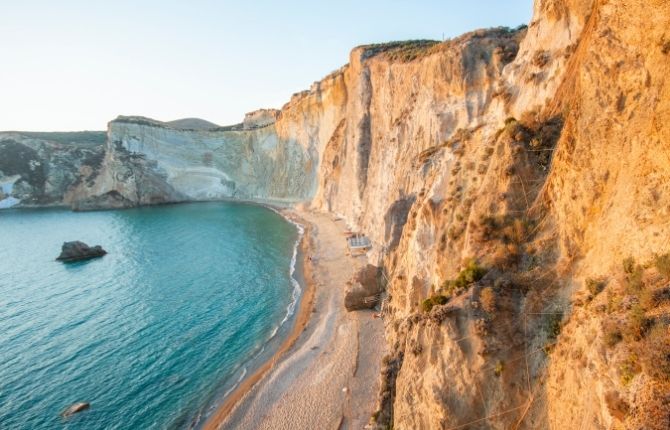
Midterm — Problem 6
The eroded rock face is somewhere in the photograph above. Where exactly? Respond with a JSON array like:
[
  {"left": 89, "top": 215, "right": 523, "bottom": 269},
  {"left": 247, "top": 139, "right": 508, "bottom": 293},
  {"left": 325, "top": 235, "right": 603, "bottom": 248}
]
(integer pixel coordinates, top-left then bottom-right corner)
[
  {"left": 0, "top": 132, "right": 106, "bottom": 208},
  {"left": 56, "top": 241, "right": 107, "bottom": 262},
  {"left": 88, "top": 116, "right": 314, "bottom": 207},
  {"left": 344, "top": 264, "right": 383, "bottom": 311}
]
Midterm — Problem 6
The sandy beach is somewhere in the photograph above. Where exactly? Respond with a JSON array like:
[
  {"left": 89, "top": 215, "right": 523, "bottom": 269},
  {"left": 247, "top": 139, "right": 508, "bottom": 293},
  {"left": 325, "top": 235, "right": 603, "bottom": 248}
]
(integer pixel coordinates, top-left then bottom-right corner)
[{"left": 203, "top": 210, "right": 385, "bottom": 430}]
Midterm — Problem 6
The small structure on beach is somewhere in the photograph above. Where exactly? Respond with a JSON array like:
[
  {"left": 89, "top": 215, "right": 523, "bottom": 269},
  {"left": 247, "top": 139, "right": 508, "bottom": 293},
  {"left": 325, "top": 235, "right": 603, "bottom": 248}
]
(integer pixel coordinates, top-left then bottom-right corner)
[{"left": 346, "top": 234, "right": 371, "bottom": 253}]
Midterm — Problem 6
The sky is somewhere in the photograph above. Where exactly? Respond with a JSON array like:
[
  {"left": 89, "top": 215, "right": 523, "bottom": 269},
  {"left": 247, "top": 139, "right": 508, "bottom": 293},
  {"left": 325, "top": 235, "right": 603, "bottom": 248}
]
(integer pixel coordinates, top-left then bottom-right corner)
[{"left": 0, "top": 1, "right": 533, "bottom": 131}]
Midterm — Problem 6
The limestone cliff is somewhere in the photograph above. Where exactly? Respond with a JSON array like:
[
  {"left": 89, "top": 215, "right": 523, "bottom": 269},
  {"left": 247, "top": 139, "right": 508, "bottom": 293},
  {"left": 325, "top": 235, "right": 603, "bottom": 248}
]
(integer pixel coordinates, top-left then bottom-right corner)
[
  {"left": 0, "top": 131, "right": 105, "bottom": 208},
  {"left": 1, "top": 0, "right": 668, "bottom": 427},
  {"left": 72, "top": 116, "right": 314, "bottom": 209}
]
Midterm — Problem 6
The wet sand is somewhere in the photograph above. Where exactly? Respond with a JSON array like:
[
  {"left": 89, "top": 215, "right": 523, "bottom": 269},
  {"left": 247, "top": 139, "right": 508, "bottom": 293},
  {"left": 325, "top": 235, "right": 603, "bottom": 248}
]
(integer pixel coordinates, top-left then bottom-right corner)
[{"left": 203, "top": 210, "right": 385, "bottom": 430}]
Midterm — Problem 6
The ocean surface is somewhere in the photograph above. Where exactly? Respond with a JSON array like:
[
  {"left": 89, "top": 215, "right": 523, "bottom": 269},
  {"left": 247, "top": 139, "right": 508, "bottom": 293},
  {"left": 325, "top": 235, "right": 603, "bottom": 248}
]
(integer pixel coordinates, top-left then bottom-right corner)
[{"left": 0, "top": 202, "right": 302, "bottom": 429}]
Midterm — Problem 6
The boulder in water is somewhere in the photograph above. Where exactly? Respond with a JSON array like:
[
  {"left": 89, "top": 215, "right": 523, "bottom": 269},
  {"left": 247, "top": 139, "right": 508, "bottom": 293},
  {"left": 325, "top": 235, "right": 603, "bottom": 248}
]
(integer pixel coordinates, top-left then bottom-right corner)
[
  {"left": 56, "top": 241, "right": 107, "bottom": 262},
  {"left": 61, "top": 402, "right": 90, "bottom": 418}
]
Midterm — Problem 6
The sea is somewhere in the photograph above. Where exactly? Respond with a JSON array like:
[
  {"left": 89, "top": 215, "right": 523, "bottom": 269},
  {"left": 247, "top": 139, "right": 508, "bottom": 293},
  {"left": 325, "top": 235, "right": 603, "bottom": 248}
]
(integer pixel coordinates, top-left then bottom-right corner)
[{"left": 0, "top": 202, "right": 302, "bottom": 429}]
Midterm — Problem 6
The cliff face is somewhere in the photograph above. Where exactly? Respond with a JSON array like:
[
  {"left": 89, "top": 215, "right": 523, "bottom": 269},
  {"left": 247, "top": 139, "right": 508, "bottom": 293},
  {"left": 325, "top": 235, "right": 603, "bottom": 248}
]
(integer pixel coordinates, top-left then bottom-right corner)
[
  {"left": 71, "top": 116, "right": 315, "bottom": 209},
  {"left": 0, "top": 132, "right": 105, "bottom": 208},
  {"left": 2, "top": 0, "right": 668, "bottom": 427}
]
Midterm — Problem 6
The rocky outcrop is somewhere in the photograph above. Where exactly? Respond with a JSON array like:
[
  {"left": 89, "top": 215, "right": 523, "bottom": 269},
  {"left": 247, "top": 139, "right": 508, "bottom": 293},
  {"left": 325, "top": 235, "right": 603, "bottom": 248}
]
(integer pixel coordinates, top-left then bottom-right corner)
[
  {"left": 0, "top": 132, "right": 106, "bottom": 208},
  {"left": 61, "top": 402, "right": 90, "bottom": 418},
  {"left": 79, "top": 116, "right": 314, "bottom": 209},
  {"left": 344, "top": 264, "right": 383, "bottom": 311},
  {"left": 56, "top": 241, "right": 107, "bottom": 262}
]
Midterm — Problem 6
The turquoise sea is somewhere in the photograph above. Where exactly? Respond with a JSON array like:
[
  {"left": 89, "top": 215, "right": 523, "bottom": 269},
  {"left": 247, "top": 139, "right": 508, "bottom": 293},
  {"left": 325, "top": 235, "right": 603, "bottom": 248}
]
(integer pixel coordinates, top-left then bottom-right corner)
[{"left": 0, "top": 202, "right": 302, "bottom": 429}]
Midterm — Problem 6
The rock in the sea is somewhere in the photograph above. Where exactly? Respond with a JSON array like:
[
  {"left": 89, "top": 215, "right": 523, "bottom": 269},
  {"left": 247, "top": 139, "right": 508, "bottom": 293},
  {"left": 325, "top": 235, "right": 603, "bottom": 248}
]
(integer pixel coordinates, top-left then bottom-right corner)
[
  {"left": 344, "top": 264, "right": 383, "bottom": 311},
  {"left": 61, "top": 402, "right": 90, "bottom": 418},
  {"left": 56, "top": 241, "right": 107, "bottom": 262}
]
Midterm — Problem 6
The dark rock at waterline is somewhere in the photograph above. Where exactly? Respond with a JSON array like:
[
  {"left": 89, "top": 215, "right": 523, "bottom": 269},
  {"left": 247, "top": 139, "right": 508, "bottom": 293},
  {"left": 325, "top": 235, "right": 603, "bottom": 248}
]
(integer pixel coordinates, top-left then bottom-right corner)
[
  {"left": 61, "top": 402, "right": 90, "bottom": 418},
  {"left": 344, "top": 264, "right": 383, "bottom": 311},
  {"left": 56, "top": 241, "right": 107, "bottom": 262}
]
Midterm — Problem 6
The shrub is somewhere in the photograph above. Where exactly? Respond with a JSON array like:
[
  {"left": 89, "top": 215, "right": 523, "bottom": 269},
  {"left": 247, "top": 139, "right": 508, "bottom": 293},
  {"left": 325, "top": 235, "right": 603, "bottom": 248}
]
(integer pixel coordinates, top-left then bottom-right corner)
[
  {"left": 626, "top": 265, "right": 644, "bottom": 293},
  {"left": 639, "top": 323, "right": 670, "bottom": 384},
  {"left": 455, "top": 259, "right": 487, "bottom": 288},
  {"left": 623, "top": 256, "right": 636, "bottom": 274},
  {"left": 421, "top": 294, "right": 449, "bottom": 313},
  {"left": 494, "top": 361, "right": 505, "bottom": 377},
  {"left": 546, "top": 312, "right": 564, "bottom": 342},
  {"left": 480, "top": 287, "right": 496, "bottom": 313},
  {"left": 654, "top": 253, "right": 670, "bottom": 279},
  {"left": 624, "top": 304, "right": 649, "bottom": 341},
  {"left": 619, "top": 353, "right": 641, "bottom": 386},
  {"left": 607, "top": 291, "right": 622, "bottom": 314},
  {"left": 586, "top": 278, "right": 607, "bottom": 297},
  {"left": 605, "top": 327, "right": 623, "bottom": 348}
]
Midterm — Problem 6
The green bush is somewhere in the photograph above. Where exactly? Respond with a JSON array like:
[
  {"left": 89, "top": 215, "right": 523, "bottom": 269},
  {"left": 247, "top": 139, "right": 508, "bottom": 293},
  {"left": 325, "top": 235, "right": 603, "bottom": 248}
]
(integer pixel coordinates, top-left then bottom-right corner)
[
  {"left": 421, "top": 294, "right": 449, "bottom": 313},
  {"left": 454, "top": 260, "right": 487, "bottom": 288}
]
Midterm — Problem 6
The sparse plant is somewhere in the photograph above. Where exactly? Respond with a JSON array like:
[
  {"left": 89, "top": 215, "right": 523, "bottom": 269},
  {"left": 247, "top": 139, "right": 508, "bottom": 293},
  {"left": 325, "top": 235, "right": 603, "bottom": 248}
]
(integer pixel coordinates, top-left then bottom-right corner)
[
  {"left": 586, "top": 277, "right": 607, "bottom": 297},
  {"left": 421, "top": 294, "right": 449, "bottom": 313},
  {"left": 546, "top": 312, "right": 563, "bottom": 342},
  {"left": 654, "top": 252, "right": 670, "bottom": 279},
  {"left": 626, "top": 265, "right": 644, "bottom": 294},
  {"left": 624, "top": 304, "right": 649, "bottom": 341},
  {"left": 607, "top": 291, "right": 622, "bottom": 314},
  {"left": 639, "top": 323, "right": 670, "bottom": 384},
  {"left": 605, "top": 327, "right": 623, "bottom": 348},
  {"left": 619, "top": 353, "right": 641, "bottom": 386},
  {"left": 455, "top": 259, "right": 487, "bottom": 288},
  {"left": 494, "top": 361, "right": 505, "bottom": 377},
  {"left": 480, "top": 287, "right": 496, "bottom": 313},
  {"left": 623, "top": 256, "right": 636, "bottom": 274}
]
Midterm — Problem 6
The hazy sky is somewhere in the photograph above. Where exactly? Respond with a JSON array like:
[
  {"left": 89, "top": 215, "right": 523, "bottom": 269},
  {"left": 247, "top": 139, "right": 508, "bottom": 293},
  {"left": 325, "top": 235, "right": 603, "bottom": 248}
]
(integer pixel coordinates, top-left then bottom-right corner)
[{"left": 0, "top": 1, "right": 532, "bottom": 131}]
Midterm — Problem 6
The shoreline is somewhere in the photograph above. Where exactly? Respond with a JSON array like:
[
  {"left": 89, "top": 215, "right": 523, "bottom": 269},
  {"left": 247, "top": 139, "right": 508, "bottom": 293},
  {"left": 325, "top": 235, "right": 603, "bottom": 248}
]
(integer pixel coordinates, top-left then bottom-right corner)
[
  {"left": 204, "top": 210, "right": 385, "bottom": 430},
  {"left": 201, "top": 210, "right": 317, "bottom": 430}
]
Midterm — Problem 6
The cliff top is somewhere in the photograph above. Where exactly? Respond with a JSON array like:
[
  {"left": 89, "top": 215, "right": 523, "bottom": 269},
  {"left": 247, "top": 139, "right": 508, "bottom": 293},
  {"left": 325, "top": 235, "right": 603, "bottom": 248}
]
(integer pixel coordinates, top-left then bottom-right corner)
[{"left": 111, "top": 115, "right": 275, "bottom": 132}]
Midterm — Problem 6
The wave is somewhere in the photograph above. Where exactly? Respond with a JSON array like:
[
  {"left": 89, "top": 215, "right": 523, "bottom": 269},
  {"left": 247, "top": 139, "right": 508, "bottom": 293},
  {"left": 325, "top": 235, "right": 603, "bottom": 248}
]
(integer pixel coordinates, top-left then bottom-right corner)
[
  {"left": 199, "top": 208, "right": 305, "bottom": 427},
  {"left": 267, "top": 208, "right": 304, "bottom": 331}
]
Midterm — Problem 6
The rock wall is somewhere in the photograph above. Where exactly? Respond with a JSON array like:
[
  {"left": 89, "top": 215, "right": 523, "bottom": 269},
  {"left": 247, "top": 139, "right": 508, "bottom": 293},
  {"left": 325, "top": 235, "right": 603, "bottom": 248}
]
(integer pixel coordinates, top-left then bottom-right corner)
[
  {"left": 0, "top": 131, "right": 106, "bottom": 208},
  {"left": 75, "top": 116, "right": 315, "bottom": 209}
]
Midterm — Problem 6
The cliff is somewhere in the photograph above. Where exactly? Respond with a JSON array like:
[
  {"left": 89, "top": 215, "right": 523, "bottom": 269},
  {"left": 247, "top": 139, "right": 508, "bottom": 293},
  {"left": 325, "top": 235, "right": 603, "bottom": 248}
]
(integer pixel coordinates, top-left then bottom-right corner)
[
  {"left": 1, "top": 0, "right": 669, "bottom": 427},
  {"left": 0, "top": 131, "right": 105, "bottom": 208}
]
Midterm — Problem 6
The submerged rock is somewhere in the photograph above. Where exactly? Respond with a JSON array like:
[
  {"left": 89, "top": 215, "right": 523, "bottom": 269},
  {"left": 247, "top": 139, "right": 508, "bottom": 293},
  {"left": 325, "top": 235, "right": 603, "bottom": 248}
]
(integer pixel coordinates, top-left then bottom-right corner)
[
  {"left": 61, "top": 402, "right": 90, "bottom": 418},
  {"left": 56, "top": 241, "right": 107, "bottom": 262}
]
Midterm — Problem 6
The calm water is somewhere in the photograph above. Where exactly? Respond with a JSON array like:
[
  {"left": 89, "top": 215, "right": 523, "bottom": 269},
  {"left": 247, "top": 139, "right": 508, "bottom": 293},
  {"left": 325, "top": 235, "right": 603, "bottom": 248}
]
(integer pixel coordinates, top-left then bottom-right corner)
[{"left": 0, "top": 202, "right": 301, "bottom": 429}]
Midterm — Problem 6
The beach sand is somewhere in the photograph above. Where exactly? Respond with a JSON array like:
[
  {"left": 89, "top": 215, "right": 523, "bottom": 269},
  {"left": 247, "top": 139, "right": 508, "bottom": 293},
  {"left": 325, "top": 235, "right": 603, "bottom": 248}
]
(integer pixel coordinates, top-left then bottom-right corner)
[{"left": 203, "top": 210, "right": 385, "bottom": 430}]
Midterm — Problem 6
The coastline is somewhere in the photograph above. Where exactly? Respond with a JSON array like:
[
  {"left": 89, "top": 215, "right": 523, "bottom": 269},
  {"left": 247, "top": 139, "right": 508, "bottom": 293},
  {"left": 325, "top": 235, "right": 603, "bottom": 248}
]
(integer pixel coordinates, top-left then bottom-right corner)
[
  {"left": 201, "top": 209, "right": 318, "bottom": 430},
  {"left": 203, "top": 210, "right": 385, "bottom": 430}
]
